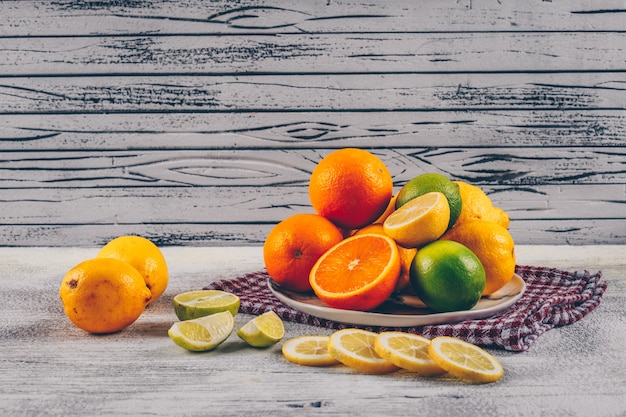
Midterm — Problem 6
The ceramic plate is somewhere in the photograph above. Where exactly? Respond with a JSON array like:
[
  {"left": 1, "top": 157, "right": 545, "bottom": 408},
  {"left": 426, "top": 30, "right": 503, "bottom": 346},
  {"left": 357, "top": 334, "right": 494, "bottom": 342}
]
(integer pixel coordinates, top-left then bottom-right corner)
[{"left": 268, "top": 274, "right": 526, "bottom": 327}]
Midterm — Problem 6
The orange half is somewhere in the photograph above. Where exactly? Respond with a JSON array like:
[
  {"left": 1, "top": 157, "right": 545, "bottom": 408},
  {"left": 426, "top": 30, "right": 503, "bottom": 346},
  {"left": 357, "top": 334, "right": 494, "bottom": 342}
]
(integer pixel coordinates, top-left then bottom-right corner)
[{"left": 309, "top": 234, "right": 401, "bottom": 311}]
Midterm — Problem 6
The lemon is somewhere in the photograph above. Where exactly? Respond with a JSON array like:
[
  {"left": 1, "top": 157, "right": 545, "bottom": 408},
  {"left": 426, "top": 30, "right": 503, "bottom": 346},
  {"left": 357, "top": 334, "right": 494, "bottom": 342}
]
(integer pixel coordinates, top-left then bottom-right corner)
[
  {"left": 168, "top": 311, "right": 235, "bottom": 352},
  {"left": 282, "top": 335, "right": 340, "bottom": 367},
  {"left": 374, "top": 332, "right": 445, "bottom": 375},
  {"left": 383, "top": 192, "right": 450, "bottom": 248},
  {"left": 410, "top": 240, "right": 486, "bottom": 312},
  {"left": 396, "top": 173, "right": 462, "bottom": 230},
  {"left": 453, "top": 181, "right": 510, "bottom": 228},
  {"left": 328, "top": 328, "right": 398, "bottom": 374},
  {"left": 237, "top": 311, "right": 285, "bottom": 348},
  {"left": 173, "top": 290, "right": 240, "bottom": 321},
  {"left": 428, "top": 336, "right": 504, "bottom": 383}
]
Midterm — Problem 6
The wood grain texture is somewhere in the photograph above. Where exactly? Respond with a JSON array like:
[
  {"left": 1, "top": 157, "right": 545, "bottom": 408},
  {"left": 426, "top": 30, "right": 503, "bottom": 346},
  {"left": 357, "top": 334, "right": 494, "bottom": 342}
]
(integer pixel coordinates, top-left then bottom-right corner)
[
  {"left": 0, "top": 0, "right": 624, "bottom": 246},
  {"left": 1, "top": 246, "right": 625, "bottom": 416},
  {"left": 1, "top": 0, "right": 625, "bottom": 34},
  {"left": 2, "top": 33, "right": 625, "bottom": 75}
]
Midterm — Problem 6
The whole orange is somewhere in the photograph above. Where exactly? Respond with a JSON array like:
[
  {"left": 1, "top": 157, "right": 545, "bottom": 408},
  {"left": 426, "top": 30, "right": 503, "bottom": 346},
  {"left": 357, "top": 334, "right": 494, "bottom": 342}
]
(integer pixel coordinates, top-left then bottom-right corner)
[
  {"left": 97, "top": 235, "right": 168, "bottom": 305},
  {"left": 309, "top": 148, "right": 393, "bottom": 229},
  {"left": 441, "top": 220, "right": 516, "bottom": 295},
  {"left": 60, "top": 258, "right": 152, "bottom": 334},
  {"left": 264, "top": 213, "right": 344, "bottom": 292}
]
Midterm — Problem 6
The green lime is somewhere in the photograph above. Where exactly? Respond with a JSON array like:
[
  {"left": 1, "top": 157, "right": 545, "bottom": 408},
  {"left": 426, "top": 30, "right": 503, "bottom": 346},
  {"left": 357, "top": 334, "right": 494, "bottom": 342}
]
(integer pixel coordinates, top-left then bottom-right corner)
[
  {"left": 168, "top": 311, "right": 235, "bottom": 352},
  {"left": 395, "top": 173, "right": 462, "bottom": 230},
  {"left": 173, "top": 290, "right": 240, "bottom": 321},
  {"left": 409, "top": 240, "right": 485, "bottom": 312},
  {"left": 237, "top": 311, "right": 285, "bottom": 348}
]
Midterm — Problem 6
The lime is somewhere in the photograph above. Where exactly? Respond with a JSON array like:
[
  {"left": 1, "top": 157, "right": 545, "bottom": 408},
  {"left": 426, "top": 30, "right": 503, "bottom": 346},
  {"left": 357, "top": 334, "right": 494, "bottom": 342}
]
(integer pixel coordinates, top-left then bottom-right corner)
[
  {"left": 173, "top": 290, "right": 240, "bottom": 321},
  {"left": 383, "top": 192, "right": 450, "bottom": 248},
  {"left": 168, "top": 311, "right": 235, "bottom": 352},
  {"left": 237, "top": 311, "right": 285, "bottom": 348},
  {"left": 395, "top": 173, "right": 462, "bottom": 230},
  {"left": 409, "top": 240, "right": 486, "bottom": 312}
]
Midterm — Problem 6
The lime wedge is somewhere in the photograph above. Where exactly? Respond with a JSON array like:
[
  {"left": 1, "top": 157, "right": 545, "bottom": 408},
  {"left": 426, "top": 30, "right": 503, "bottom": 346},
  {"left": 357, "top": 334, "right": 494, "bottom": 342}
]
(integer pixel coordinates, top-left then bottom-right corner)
[
  {"left": 237, "top": 311, "right": 285, "bottom": 348},
  {"left": 168, "top": 311, "right": 235, "bottom": 352},
  {"left": 173, "top": 290, "right": 240, "bottom": 321}
]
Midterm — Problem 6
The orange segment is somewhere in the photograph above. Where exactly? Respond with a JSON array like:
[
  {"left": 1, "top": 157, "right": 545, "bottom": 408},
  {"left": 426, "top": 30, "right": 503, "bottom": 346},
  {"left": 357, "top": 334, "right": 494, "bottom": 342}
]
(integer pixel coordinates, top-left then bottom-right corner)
[{"left": 309, "top": 234, "right": 401, "bottom": 311}]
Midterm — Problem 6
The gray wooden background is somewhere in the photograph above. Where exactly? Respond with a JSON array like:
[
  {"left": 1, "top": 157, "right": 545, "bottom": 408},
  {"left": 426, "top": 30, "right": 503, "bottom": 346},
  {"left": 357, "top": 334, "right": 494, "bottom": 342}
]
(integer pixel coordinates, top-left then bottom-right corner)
[{"left": 0, "top": 0, "right": 624, "bottom": 247}]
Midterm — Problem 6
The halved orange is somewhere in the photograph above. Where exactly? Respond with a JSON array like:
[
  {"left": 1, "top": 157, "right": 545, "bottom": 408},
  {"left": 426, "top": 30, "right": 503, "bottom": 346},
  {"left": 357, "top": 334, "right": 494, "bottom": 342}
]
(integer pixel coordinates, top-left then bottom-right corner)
[
  {"left": 353, "top": 223, "right": 416, "bottom": 292},
  {"left": 309, "top": 233, "right": 401, "bottom": 311}
]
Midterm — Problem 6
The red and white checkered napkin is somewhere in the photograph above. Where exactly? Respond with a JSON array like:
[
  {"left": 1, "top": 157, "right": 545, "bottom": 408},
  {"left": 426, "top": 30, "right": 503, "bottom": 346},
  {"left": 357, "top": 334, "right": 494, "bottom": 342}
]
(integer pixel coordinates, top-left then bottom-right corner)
[{"left": 204, "top": 265, "right": 607, "bottom": 351}]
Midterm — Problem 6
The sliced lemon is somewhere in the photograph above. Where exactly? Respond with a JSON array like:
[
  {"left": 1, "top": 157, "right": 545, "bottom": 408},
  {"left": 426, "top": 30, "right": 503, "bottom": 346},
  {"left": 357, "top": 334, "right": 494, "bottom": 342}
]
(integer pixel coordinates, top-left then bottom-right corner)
[
  {"left": 168, "top": 311, "right": 234, "bottom": 352},
  {"left": 282, "top": 335, "right": 340, "bottom": 367},
  {"left": 374, "top": 332, "right": 445, "bottom": 375},
  {"left": 428, "top": 336, "right": 504, "bottom": 383},
  {"left": 328, "top": 329, "right": 398, "bottom": 374},
  {"left": 383, "top": 191, "right": 450, "bottom": 248},
  {"left": 173, "top": 290, "right": 240, "bottom": 321},
  {"left": 237, "top": 311, "right": 285, "bottom": 348}
]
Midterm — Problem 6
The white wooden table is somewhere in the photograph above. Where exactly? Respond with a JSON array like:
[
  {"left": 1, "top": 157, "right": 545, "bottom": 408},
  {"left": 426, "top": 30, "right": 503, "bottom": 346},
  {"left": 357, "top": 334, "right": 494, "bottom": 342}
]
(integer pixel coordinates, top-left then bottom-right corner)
[{"left": 1, "top": 245, "right": 624, "bottom": 417}]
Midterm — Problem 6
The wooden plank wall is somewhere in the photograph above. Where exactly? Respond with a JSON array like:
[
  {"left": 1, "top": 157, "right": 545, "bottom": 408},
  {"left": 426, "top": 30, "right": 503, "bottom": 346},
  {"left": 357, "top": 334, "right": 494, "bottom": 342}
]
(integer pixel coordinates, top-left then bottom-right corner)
[{"left": 0, "top": 0, "right": 624, "bottom": 247}]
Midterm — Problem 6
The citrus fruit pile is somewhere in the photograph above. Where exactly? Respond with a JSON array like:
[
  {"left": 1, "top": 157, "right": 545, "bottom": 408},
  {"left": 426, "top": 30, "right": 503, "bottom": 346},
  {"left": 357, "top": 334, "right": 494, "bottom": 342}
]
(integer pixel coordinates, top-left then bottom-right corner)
[
  {"left": 168, "top": 289, "right": 284, "bottom": 351},
  {"left": 263, "top": 147, "right": 516, "bottom": 313},
  {"left": 59, "top": 235, "right": 168, "bottom": 334},
  {"left": 282, "top": 330, "right": 504, "bottom": 383}
]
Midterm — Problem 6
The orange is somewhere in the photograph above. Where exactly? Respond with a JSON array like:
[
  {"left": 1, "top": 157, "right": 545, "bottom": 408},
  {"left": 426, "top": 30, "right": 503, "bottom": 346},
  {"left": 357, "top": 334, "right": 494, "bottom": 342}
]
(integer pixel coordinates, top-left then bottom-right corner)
[
  {"left": 453, "top": 181, "right": 510, "bottom": 228},
  {"left": 309, "top": 148, "right": 393, "bottom": 229},
  {"left": 97, "top": 235, "right": 168, "bottom": 304},
  {"left": 373, "top": 193, "right": 398, "bottom": 224},
  {"left": 59, "top": 258, "right": 152, "bottom": 334},
  {"left": 309, "top": 233, "right": 401, "bottom": 311},
  {"left": 264, "top": 213, "right": 344, "bottom": 292},
  {"left": 441, "top": 220, "right": 516, "bottom": 295},
  {"left": 353, "top": 224, "right": 416, "bottom": 292}
]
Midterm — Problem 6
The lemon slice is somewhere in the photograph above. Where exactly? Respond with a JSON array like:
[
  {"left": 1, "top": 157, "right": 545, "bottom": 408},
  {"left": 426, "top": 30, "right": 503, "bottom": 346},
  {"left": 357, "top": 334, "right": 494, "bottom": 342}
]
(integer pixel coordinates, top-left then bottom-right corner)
[
  {"left": 282, "top": 335, "right": 340, "bottom": 367},
  {"left": 168, "top": 311, "right": 235, "bottom": 352},
  {"left": 428, "top": 336, "right": 504, "bottom": 383},
  {"left": 237, "top": 311, "right": 285, "bottom": 348},
  {"left": 173, "top": 290, "right": 240, "bottom": 321},
  {"left": 374, "top": 332, "right": 446, "bottom": 375},
  {"left": 383, "top": 191, "right": 450, "bottom": 248},
  {"left": 328, "top": 329, "right": 398, "bottom": 374}
]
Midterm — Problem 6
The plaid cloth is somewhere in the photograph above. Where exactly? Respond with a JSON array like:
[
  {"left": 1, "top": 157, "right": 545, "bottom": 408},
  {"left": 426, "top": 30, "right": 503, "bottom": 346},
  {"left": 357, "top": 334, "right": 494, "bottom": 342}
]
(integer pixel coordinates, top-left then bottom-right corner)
[{"left": 204, "top": 265, "right": 607, "bottom": 351}]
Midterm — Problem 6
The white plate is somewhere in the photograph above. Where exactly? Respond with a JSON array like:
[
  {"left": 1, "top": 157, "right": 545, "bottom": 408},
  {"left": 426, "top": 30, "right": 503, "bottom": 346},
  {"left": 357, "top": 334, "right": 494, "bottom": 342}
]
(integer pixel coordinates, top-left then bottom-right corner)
[{"left": 268, "top": 274, "right": 526, "bottom": 327}]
